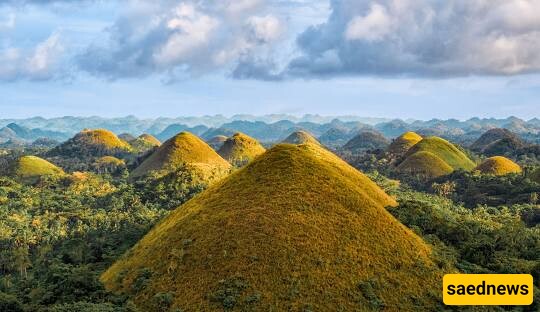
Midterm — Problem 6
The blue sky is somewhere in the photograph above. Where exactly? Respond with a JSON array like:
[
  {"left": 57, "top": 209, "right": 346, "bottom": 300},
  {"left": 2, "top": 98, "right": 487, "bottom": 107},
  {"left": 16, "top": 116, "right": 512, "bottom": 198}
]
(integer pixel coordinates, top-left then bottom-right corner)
[{"left": 1, "top": 0, "right": 539, "bottom": 120}]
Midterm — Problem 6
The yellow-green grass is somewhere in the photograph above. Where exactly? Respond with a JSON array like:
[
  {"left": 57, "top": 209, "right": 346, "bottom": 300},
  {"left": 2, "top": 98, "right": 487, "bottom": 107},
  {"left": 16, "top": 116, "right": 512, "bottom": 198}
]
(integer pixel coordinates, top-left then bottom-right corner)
[
  {"left": 102, "top": 143, "right": 444, "bottom": 311},
  {"left": 217, "top": 132, "right": 266, "bottom": 166},
  {"left": 397, "top": 151, "right": 453, "bottom": 178},
  {"left": 405, "top": 136, "right": 476, "bottom": 171},
  {"left": 474, "top": 156, "right": 522, "bottom": 176},
  {"left": 387, "top": 132, "right": 423, "bottom": 155},
  {"left": 130, "top": 132, "right": 231, "bottom": 179},
  {"left": 14, "top": 156, "right": 64, "bottom": 181},
  {"left": 130, "top": 134, "right": 161, "bottom": 151},
  {"left": 282, "top": 130, "right": 320, "bottom": 145},
  {"left": 75, "top": 129, "right": 132, "bottom": 150},
  {"left": 94, "top": 156, "right": 126, "bottom": 166}
]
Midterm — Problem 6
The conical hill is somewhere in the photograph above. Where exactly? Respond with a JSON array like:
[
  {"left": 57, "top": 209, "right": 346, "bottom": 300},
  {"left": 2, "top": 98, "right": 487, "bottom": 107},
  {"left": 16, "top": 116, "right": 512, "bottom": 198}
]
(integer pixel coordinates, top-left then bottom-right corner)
[
  {"left": 282, "top": 130, "right": 320, "bottom": 145},
  {"left": 130, "top": 132, "right": 230, "bottom": 179},
  {"left": 397, "top": 151, "right": 453, "bottom": 178},
  {"left": 475, "top": 156, "right": 522, "bottom": 176},
  {"left": 404, "top": 136, "right": 475, "bottom": 171},
  {"left": 13, "top": 156, "right": 64, "bottom": 182},
  {"left": 48, "top": 129, "right": 132, "bottom": 157},
  {"left": 387, "top": 132, "right": 422, "bottom": 155},
  {"left": 102, "top": 143, "right": 443, "bottom": 311},
  {"left": 217, "top": 132, "right": 266, "bottom": 166}
]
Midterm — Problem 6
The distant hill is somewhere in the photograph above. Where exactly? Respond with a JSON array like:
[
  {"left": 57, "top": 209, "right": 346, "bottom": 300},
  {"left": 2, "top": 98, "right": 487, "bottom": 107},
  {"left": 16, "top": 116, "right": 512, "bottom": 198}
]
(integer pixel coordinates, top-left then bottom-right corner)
[
  {"left": 102, "top": 143, "right": 443, "bottom": 311},
  {"left": 206, "top": 135, "right": 228, "bottom": 150},
  {"left": 48, "top": 129, "right": 132, "bottom": 158},
  {"left": 130, "top": 132, "right": 230, "bottom": 179},
  {"left": 471, "top": 128, "right": 526, "bottom": 155},
  {"left": 12, "top": 156, "right": 64, "bottom": 182},
  {"left": 217, "top": 133, "right": 265, "bottom": 166},
  {"left": 282, "top": 130, "right": 320, "bottom": 145},
  {"left": 404, "top": 137, "right": 476, "bottom": 171},
  {"left": 129, "top": 134, "right": 161, "bottom": 152},
  {"left": 387, "top": 132, "right": 423, "bottom": 155},
  {"left": 318, "top": 128, "right": 354, "bottom": 148},
  {"left": 475, "top": 156, "right": 522, "bottom": 176},
  {"left": 342, "top": 131, "right": 389, "bottom": 152},
  {"left": 156, "top": 124, "right": 209, "bottom": 142}
]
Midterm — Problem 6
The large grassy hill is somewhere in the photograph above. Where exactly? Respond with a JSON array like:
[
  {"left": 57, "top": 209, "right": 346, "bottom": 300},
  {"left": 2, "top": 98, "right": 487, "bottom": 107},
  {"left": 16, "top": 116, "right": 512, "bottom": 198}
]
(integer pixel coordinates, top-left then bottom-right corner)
[
  {"left": 475, "top": 156, "right": 522, "bottom": 176},
  {"left": 13, "top": 156, "right": 64, "bottom": 182},
  {"left": 102, "top": 143, "right": 444, "bottom": 311},
  {"left": 48, "top": 129, "right": 132, "bottom": 158},
  {"left": 405, "top": 136, "right": 476, "bottom": 171},
  {"left": 217, "top": 132, "right": 266, "bottom": 166},
  {"left": 397, "top": 151, "right": 453, "bottom": 178},
  {"left": 130, "top": 132, "right": 230, "bottom": 179}
]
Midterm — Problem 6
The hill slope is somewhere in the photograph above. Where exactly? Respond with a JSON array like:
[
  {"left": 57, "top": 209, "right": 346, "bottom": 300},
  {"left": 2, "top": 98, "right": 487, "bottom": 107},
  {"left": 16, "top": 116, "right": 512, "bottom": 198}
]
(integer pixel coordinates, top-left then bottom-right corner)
[
  {"left": 130, "top": 134, "right": 161, "bottom": 152},
  {"left": 471, "top": 128, "right": 524, "bottom": 152},
  {"left": 475, "top": 156, "right": 522, "bottom": 176},
  {"left": 13, "top": 156, "right": 64, "bottom": 181},
  {"left": 217, "top": 132, "right": 266, "bottom": 166},
  {"left": 206, "top": 135, "right": 228, "bottom": 150},
  {"left": 397, "top": 151, "right": 453, "bottom": 178},
  {"left": 387, "top": 132, "right": 422, "bottom": 155},
  {"left": 404, "top": 137, "right": 476, "bottom": 171},
  {"left": 48, "top": 129, "right": 132, "bottom": 157},
  {"left": 282, "top": 130, "right": 320, "bottom": 145},
  {"left": 130, "top": 132, "right": 230, "bottom": 179},
  {"left": 102, "top": 143, "right": 443, "bottom": 311}
]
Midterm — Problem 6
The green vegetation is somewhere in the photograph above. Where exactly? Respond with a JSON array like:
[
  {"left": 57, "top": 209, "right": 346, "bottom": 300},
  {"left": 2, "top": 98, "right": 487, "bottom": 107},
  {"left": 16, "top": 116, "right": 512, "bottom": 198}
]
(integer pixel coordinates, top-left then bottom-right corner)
[
  {"left": 130, "top": 132, "right": 231, "bottom": 180},
  {"left": 92, "top": 156, "right": 126, "bottom": 174},
  {"left": 217, "top": 132, "right": 265, "bottom": 166},
  {"left": 13, "top": 156, "right": 64, "bottom": 182},
  {"left": 281, "top": 130, "right": 320, "bottom": 145},
  {"left": 102, "top": 143, "right": 446, "bottom": 311},
  {"left": 49, "top": 129, "right": 132, "bottom": 158},
  {"left": 387, "top": 131, "right": 422, "bottom": 155},
  {"left": 397, "top": 151, "right": 453, "bottom": 178},
  {"left": 475, "top": 156, "right": 522, "bottom": 176},
  {"left": 404, "top": 136, "right": 476, "bottom": 171}
]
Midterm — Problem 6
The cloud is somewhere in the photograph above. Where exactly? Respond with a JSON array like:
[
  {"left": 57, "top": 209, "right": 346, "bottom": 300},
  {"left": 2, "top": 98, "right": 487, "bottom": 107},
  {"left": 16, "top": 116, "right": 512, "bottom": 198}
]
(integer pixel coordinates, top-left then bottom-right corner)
[
  {"left": 77, "top": 0, "right": 285, "bottom": 79},
  {"left": 0, "top": 32, "right": 65, "bottom": 81},
  {"left": 278, "top": 0, "right": 540, "bottom": 78}
]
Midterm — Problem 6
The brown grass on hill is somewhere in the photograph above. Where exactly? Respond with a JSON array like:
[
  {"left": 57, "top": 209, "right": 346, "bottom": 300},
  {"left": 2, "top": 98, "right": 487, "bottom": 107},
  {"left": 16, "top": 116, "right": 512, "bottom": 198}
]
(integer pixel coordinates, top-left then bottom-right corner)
[
  {"left": 130, "top": 132, "right": 230, "bottom": 180},
  {"left": 102, "top": 143, "right": 444, "bottom": 311},
  {"left": 217, "top": 132, "right": 266, "bottom": 166},
  {"left": 474, "top": 156, "right": 522, "bottom": 176}
]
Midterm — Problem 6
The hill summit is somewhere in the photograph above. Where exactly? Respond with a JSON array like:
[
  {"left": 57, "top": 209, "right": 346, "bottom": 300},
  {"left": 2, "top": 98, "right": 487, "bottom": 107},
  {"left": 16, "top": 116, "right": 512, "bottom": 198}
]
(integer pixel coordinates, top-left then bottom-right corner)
[
  {"left": 48, "top": 129, "right": 132, "bottom": 158},
  {"left": 13, "top": 156, "right": 64, "bottom": 182},
  {"left": 342, "top": 131, "right": 389, "bottom": 152},
  {"left": 387, "top": 131, "right": 422, "bottom": 155},
  {"left": 130, "top": 132, "right": 230, "bottom": 179},
  {"left": 130, "top": 134, "right": 161, "bottom": 152},
  {"left": 475, "top": 156, "right": 522, "bottom": 176},
  {"left": 102, "top": 143, "right": 443, "bottom": 311},
  {"left": 281, "top": 130, "right": 320, "bottom": 145},
  {"left": 217, "top": 132, "right": 266, "bottom": 166}
]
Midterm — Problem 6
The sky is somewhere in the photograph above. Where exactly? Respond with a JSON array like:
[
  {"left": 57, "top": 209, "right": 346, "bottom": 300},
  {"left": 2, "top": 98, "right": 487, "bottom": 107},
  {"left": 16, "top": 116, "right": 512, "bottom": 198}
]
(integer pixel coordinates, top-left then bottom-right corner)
[{"left": 0, "top": 0, "right": 540, "bottom": 120}]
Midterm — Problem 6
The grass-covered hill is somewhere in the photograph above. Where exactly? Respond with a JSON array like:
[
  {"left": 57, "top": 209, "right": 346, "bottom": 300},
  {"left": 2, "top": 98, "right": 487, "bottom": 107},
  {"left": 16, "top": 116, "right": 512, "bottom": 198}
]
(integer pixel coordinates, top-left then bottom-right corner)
[
  {"left": 130, "top": 132, "right": 231, "bottom": 180},
  {"left": 206, "top": 135, "right": 228, "bottom": 150},
  {"left": 102, "top": 143, "right": 444, "bottom": 311},
  {"left": 396, "top": 151, "right": 453, "bottom": 178},
  {"left": 404, "top": 136, "right": 476, "bottom": 171},
  {"left": 471, "top": 128, "right": 524, "bottom": 152},
  {"left": 387, "top": 131, "right": 422, "bottom": 155},
  {"left": 12, "top": 155, "right": 64, "bottom": 182},
  {"left": 281, "top": 130, "right": 320, "bottom": 145},
  {"left": 48, "top": 129, "right": 132, "bottom": 158},
  {"left": 474, "top": 156, "right": 522, "bottom": 176},
  {"left": 217, "top": 132, "right": 265, "bottom": 166},
  {"left": 342, "top": 131, "right": 390, "bottom": 152},
  {"left": 129, "top": 134, "right": 161, "bottom": 152}
]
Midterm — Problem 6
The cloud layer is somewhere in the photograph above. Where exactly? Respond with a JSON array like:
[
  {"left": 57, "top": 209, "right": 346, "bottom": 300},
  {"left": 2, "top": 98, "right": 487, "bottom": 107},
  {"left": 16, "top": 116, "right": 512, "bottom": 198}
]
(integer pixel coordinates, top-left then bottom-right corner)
[
  {"left": 2, "top": 0, "right": 540, "bottom": 81},
  {"left": 284, "top": 0, "right": 540, "bottom": 78},
  {"left": 77, "top": 0, "right": 285, "bottom": 80}
]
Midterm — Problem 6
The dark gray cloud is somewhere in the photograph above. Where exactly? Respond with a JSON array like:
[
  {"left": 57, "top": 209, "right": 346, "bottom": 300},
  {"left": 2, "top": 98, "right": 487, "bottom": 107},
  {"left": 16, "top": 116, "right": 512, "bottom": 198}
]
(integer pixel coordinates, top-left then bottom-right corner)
[{"left": 277, "top": 0, "right": 540, "bottom": 78}]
